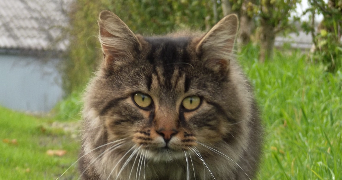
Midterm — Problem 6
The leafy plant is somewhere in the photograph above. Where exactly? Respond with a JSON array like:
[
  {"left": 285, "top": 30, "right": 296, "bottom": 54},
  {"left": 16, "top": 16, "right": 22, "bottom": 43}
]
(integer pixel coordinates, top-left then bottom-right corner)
[
  {"left": 53, "top": 91, "right": 82, "bottom": 121},
  {"left": 302, "top": 0, "right": 342, "bottom": 72}
]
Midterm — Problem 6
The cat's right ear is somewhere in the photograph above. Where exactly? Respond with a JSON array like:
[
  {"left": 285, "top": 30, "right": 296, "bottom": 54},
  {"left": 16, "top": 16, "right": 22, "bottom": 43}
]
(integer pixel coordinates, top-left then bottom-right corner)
[
  {"left": 195, "top": 14, "right": 238, "bottom": 73},
  {"left": 98, "top": 10, "right": 142, "bottom": 67}
]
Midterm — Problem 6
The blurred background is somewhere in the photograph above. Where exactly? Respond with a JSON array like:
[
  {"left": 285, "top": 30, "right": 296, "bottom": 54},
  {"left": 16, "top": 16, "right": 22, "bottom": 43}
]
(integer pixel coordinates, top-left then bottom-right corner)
[
  {"left": 0, "top": 0, "right": 340, "bottom": 113},
  {"left": 0, "top": 0, "right": 341, "bottom": 179}
]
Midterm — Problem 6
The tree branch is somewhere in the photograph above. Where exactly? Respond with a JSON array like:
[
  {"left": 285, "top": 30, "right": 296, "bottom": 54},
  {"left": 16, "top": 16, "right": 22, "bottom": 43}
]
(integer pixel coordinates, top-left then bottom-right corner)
[{"left": 311, "top": 0, "right": 332, "bottom": 15}]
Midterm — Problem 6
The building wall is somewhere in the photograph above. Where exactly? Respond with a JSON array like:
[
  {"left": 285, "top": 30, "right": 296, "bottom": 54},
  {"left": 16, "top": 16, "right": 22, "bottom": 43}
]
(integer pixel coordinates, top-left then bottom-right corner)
[{"left": 0, "top": 54, "right": 63, "bottom": 112}]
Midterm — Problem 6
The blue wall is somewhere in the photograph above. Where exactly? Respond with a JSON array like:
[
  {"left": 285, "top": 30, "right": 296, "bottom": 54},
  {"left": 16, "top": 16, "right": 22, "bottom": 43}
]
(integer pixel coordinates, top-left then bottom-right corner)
[{"left": 0, "top": 54, "right": 63, "bottom": 112}]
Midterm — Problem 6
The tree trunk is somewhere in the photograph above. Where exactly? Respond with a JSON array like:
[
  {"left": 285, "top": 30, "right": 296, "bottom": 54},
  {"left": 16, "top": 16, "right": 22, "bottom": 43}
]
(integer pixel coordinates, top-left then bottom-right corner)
[
  {"left": 221, "top": 0, "right": 254, "bottom": 46},
  {"left": 221, "top": 0, "right": 232, "bottom": 16},
  {"left": 259, "top": 18, "right": 275, "bottom": 62},
  {"left": 211, "top": 0, "right": 218, "bottom": 22},
  {"left": 239, "top": 13, "right": 253, "bottom": 45},
  {"left": 238, "top": 1, "right": 256, "bottom": 45}
]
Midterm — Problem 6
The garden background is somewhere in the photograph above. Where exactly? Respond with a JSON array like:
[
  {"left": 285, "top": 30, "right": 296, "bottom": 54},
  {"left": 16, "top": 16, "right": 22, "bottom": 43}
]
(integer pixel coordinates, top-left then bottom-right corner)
[{"left": 0, "top": 0, "right": 341, "bottom": 179}]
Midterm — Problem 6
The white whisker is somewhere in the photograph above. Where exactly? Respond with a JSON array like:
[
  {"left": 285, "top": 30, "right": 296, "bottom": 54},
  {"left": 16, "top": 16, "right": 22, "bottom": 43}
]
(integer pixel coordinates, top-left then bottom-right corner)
[
  {"left": 197, "top": 142, "right": 251, "bottom": 180},
  {"left": 184, "top": 151, "right": 190, "bottom": 180},
  {"left": 128, "top": 149, "right": 140, "bottom": 180},
  {"left": 138, "top": 150, "right": 145, "bottom": 180},
  {"left": 78, "top": 141, "right": 125, "bottom": 180},
  {"left": 143, "top": 150, "right": 147, "bottom": 180},
  {"left": 136, "top": 151, "right": 144, "bottom": 180},
  {"left": 190, "top": 147, "right": 216, "bottom": 180},
  {"left": 115, "top": 146, "right": 141, "bottom": 180},
  {"left": 57, "top": 138, "right": 126, "bottom": 180},
  {"left": 189, "top": 153, "right": 197, "bottom": 180},
  {"left": 107, "top": 145, "right": 136, "bottom": 180}
]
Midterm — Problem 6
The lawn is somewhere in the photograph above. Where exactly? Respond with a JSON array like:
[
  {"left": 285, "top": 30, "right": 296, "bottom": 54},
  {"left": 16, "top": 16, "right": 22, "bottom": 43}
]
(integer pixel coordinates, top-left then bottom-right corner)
[
  {"left": 0, "top": 107, "right": 80, "bottom": 179},
  {"left": 0, "top": 47, "right": 341, "bottom": 179},
  {"left": 239, "top": 47, "right": 342, "bottom": 179}
]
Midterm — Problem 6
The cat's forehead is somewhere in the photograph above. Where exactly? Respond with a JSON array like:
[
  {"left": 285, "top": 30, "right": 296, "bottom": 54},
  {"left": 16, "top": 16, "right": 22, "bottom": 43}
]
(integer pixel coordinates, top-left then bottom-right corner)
[
  {"left": 143, "top": 36, "right": 191, "bottom": 62},
  {"left": 136, "top": 37, "right": 195, "bottom": 97},
  {"left": 142, "top": 36, "right": 194, "bottom": 71},
  {"left": 144, "top": 36, "right": 190, "bottom": 48}
]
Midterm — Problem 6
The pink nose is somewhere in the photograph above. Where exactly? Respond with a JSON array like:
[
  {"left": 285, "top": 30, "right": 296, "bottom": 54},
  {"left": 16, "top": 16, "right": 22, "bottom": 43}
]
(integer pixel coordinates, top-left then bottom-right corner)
[{"left": 156, "top": 129, "right": 178, "bottom": 143}]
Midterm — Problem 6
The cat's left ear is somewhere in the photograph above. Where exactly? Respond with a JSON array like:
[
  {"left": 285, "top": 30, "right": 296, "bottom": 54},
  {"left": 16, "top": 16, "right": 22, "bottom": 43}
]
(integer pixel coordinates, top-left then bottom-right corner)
[
  {"left": 98, "top": 10, "right": 142, "bottom": 67},
  {"left": 196, "top": 14, "right": 238, "bottom": 72}
]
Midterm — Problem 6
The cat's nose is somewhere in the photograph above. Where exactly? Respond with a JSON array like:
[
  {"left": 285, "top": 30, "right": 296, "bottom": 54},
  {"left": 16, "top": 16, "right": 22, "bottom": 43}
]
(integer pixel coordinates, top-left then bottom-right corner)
[{"left": 156, "top": 129, "right": 178, "bottom": 143}]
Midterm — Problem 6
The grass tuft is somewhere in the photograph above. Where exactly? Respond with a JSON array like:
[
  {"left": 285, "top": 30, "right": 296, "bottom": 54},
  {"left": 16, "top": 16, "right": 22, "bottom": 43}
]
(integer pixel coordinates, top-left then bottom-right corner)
[{"left": 239, "top": 45, "right": 341, "bottom": 179}]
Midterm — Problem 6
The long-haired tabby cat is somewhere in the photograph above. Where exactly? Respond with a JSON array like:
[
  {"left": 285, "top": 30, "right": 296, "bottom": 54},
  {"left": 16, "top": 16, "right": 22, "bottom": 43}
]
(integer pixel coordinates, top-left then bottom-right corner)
[{"left": 78, "top": 10, "right": 262, "bottom": 180}]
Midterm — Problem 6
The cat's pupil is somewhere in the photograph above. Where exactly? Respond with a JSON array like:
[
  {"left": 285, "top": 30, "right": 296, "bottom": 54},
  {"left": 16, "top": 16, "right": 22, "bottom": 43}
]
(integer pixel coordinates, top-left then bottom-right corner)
[{"left": 133, "top": 93, "right": 152, "bottom": 108}]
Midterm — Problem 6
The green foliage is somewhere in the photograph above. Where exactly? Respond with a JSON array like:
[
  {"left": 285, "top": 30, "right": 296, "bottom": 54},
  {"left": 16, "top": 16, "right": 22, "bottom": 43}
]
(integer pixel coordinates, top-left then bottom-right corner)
[
  {"left": 239, "top": 44, "right": 342, "bottom": 179},
  {"left": 302, "top": 0, "right": 342, "bottom": 73},
  {"left": 61, "top": 0, "right": 103, "bottom": 94},
  {"left": 258, "top": 0, "right": 300, "bottom": 29},
  {"left": 313, "top": 29, "right": 342, "bottom": 72},
  {"left": 54, "top": 91, "right": 82, "bottom": 121},
  {"left": 109, "top": 0, "right": 217, "bottom": 34}
]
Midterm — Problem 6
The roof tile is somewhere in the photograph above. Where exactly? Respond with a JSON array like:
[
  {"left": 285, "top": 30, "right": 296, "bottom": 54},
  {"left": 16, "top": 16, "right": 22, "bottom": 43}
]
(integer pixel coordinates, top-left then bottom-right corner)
[{"left": 0, "top": 0, "right": 72, "bottom": 52}]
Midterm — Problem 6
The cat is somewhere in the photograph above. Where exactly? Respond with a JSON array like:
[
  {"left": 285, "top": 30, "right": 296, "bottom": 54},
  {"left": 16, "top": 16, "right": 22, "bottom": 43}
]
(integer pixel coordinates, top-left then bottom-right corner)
[{"left": 78, "top": 10, "right": 262, "bottom": 180}]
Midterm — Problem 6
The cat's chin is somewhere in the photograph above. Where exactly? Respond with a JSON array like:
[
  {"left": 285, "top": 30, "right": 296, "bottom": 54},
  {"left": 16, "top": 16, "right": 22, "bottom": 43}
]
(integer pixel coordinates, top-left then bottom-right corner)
[{"left": 144, "top": 148, "right": 186, "bottom": 162}]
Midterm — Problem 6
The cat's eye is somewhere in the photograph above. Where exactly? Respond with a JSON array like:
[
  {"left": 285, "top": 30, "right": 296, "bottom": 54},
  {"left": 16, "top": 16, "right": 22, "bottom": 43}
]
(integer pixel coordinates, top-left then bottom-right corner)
[
  {"left": 133, "top": 93, "right": 152, "bottom": 109},
  {"left": 182, "top": 96, "right": 201, "bottom": 111}
]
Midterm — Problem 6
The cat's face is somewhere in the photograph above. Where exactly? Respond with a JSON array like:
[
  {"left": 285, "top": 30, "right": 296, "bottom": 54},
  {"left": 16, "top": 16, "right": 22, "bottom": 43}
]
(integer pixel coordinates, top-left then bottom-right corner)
[{"left": 85, "top": 11, "right": 246, "bottom": 162}]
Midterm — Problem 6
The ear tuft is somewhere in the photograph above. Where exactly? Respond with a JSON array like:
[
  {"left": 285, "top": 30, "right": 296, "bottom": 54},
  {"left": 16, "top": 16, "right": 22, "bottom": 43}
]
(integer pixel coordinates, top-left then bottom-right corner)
[
  {"left": 98, "top": 10, "right": 141, "bottom": 66},
  {"left": 99, "top": 10, "right": 115, "bottom": 22},
  {"left": 196, "top": 14, "right": 238, "bottom": 72}
]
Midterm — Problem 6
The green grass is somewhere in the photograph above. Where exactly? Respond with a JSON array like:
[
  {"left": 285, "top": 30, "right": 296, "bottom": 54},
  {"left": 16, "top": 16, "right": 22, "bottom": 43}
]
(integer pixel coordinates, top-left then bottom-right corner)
[
  {"left": 0, "top": 46, "right": 341, "bottom": 179},
  {"left": 0, "top": 107, "right": 79, "bottom": 179},
  {"left": 239, "top": 46, "right": 342, "bottom": 179}
]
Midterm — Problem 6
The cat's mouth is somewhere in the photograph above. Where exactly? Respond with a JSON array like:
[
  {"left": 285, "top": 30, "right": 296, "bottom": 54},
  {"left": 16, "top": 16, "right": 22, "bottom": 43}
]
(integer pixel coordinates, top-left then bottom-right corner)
[
  {"left": 147, "top": 144, "right": 179, "bottom": 153},
  {"left": 145, "top": 147, "right": 186, "bottom": 162}
]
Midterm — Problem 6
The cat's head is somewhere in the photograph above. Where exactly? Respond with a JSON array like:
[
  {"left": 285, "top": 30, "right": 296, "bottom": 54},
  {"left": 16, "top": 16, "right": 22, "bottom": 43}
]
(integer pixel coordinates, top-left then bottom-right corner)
[{"left": 84, "top": 10, "right": 251, "bottom": 162}]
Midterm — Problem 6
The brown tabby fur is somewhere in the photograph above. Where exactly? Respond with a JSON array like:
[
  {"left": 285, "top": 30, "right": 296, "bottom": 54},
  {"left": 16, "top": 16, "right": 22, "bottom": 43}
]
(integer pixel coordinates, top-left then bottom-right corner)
[{"left": 78, "top": 10, "right": 262, "bottom": 180}]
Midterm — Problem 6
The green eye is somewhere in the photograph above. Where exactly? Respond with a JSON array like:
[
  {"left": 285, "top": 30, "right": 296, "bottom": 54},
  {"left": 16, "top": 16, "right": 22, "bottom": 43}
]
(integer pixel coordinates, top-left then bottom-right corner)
[
  {"left": 133, "top": 93, "right": 152, "bottom": 109},
  {"left": 182, "top": 96, "right": 201, "bottom": 111}
]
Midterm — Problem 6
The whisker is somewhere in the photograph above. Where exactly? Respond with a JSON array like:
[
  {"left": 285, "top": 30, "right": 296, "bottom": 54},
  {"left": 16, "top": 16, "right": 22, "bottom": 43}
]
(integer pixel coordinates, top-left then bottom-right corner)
[
  {"left": 190, "top": 147, "right": 216, "bottom": 180},
  {"left": 78, "top": 142, "right": 125, "bottom": 180},
  {"left": 143, "top": 150, "right": 147, "bottom": 180},
  {"left": 184, "top": 151, "right": 190, "bottom": 180},
  {"left": 197, "top": 142, "right": 251, "bottom": 180},
  {"left": 115, "top": 146, "right": 141, "bottom": 180},
  {"left": 57, "top": 138, "right": 126, "bottom": 180},
  {"left": 107, "top": 145, "right": 136, "bottom": 180},
  {"left": 128, "top": 149, "right": 140, "bottom": 180},
  {"left": 189, "top": 153, "right": 197, "bottom": 180},
  {"left": 136, "top": 151, "right": 144, "bottom": 180},
  {"left": 138, "top": 150, "right": 145, "bottom": 180}
]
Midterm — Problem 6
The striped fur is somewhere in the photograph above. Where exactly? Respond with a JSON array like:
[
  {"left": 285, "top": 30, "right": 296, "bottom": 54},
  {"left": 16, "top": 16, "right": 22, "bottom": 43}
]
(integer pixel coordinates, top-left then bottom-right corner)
[{"left": 78, "top": 10, "right": 262, "bottom": 180}]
